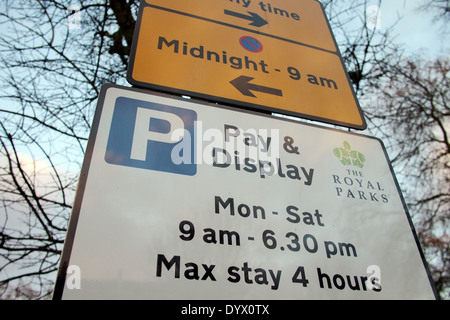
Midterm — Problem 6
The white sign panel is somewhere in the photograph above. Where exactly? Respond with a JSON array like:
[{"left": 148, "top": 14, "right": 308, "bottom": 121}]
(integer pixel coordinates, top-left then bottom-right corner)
[{"left": 54, "top": 84, "right": 436, "bottom": 300}]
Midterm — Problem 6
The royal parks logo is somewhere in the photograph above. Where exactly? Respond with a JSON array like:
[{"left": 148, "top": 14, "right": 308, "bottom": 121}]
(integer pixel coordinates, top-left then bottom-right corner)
[
  {"left": 331, "top": 141, "right": 388, "bottom": 204},
  {"left": 333, "top": 141, "right": 366, "bottom": 168}
]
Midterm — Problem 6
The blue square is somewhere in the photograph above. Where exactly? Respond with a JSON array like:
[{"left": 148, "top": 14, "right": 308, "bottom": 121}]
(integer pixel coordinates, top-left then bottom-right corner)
[{"left": 105, "top": 97, "right": 197, "bottom": 176}]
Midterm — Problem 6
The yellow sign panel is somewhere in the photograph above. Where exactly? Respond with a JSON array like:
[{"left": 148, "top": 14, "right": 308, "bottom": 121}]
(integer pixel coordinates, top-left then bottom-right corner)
[
  {"left": 145, "top": 0, "right": 337, "bottom": 53},
  {"left": 128, "top": 0, "right": 366, "bottom": 129}
]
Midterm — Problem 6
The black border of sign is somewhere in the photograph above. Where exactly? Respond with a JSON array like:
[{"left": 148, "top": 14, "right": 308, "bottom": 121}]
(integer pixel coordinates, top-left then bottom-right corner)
[
  {"left": 53, "top": 83, "right": 437, "bottom": 300},
  {"left": 51, "top": 84, "right": 106, "bottom": 300},
  {"left": 126, "top": 0, "right": 367, "bottom": 131}
]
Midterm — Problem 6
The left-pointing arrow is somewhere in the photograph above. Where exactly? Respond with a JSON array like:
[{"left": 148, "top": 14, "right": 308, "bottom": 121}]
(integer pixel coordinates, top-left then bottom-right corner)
[
  {"left": 230, "top": 76, "right": 283, "bottom": 98},
  {"left": 224, "top": 10, "right": 268, "bottom": 27}
]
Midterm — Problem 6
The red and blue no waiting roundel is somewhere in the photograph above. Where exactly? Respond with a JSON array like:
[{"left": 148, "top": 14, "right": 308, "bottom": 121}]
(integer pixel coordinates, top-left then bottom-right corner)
[{"left": 239, "top": 36, "right": 263, "bottom": 53}]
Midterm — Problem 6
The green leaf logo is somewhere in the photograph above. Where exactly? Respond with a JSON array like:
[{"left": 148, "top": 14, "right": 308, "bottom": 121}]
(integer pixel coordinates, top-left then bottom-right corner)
[{"left": 333, "top": 141, "right": 366, "bottom": 168}]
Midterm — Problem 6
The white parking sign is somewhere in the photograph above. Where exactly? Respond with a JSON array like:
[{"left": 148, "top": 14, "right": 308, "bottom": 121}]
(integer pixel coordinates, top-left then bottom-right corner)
[{"left": 54, "top": 84, "right": 436, "bottom": 299}]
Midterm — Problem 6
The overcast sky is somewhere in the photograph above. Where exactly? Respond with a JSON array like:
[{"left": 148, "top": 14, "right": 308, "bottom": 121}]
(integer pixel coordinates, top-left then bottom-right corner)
[{"left": 380, "top": 0, "right": 449, "bottom": 57}]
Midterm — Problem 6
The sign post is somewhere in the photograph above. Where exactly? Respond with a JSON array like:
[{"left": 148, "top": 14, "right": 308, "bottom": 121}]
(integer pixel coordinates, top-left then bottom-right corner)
[
  {"left": 127, "top": 0, "right": 366, "bottom": 129},
  {"left": 54, "top": 85, "right": 436, "bottom": 299}
]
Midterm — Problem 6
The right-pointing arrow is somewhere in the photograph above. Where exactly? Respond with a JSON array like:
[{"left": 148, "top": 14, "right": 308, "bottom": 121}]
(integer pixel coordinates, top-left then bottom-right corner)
[
  {"left": 224, "top": 10, "right": 268, "bottom": 27},
  {"left": 230, "top": 76, "right": 283, "bottom": 98}
]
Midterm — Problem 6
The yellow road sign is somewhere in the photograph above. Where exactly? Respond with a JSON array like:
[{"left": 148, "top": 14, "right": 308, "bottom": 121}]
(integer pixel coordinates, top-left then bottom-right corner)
[
  {"left": 128, "top": 0, "right": 366, "bottom": 129},
  {"left": 144, "top": 0, "right": 337, "bottom": 53}
]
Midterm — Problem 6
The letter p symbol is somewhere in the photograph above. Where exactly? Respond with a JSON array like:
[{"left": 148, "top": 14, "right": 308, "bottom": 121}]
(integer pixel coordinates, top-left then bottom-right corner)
[
  {"left": 106, "top": 97, "right": 197, "bottom": 176},
  {"left": 130, "top": 108, "right": 184, "bottom": 161}
]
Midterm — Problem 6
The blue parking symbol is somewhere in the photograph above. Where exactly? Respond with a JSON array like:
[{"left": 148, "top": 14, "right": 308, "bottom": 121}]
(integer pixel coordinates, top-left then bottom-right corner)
[{"left": 105, "top": 97, "right": 197, "bottom": 176}]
